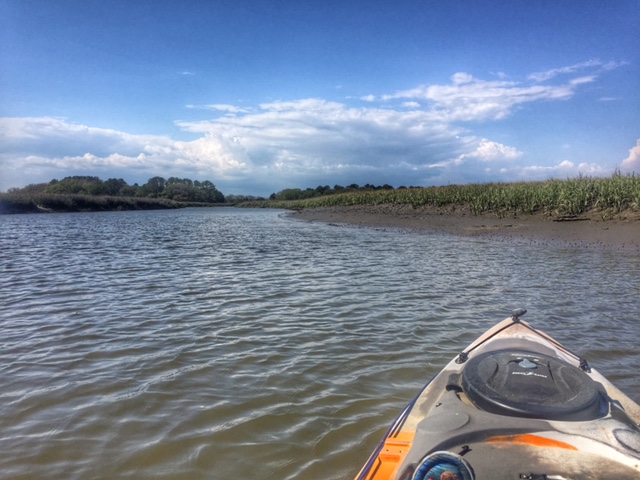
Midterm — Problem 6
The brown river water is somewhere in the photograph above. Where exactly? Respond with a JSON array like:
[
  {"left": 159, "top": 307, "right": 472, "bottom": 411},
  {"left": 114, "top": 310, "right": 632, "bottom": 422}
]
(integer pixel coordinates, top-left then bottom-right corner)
[{"left": 1, "top": 207, "right": 639, "bottom": 479}]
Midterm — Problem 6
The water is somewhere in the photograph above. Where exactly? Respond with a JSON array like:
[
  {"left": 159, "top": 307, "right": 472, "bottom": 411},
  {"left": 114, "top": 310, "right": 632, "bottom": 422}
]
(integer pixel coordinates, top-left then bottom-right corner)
[{"left": 1, "top": 208, "right": 639, "bottom": 479}]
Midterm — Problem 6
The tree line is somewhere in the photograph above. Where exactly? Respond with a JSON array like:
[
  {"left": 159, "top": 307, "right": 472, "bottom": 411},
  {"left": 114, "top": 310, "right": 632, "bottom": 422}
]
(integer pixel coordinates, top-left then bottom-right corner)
[
  {"left": 4, "top": 176, "right": 423, "bottom": 208},
  {"left": 8, "top": 178, "right": 420, "bottom": 204},
  {"left": 10, "top": 176, "right": 226, "bottom": 203},
  {"left": 269, "top": 183, "right": 419, "bottom": 201}
]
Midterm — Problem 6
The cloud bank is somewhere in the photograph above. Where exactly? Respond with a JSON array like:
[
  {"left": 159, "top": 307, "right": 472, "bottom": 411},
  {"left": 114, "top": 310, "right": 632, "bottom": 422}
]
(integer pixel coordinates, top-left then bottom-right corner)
[
  {"left": 0, "top": 60, "right": 633, "bottom": 195},
  {"left": 621, "top": 139, "right": 640, "bottom": 173}
]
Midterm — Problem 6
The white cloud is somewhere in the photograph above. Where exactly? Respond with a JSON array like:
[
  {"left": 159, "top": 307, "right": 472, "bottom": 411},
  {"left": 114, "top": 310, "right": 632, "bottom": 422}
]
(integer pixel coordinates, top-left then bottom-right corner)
[
  {"left": 0, "top": 61, "right": 626, "bottom": 194},
  {"left": 519, "top": 160, "right": 609, "bottom": 177},
  {"left": 451, "top": 72, "right": 474, "bottom": 85},
  {"left": 458, "top": 139, "right": 523, "bottom": 164},
  {"left": 401, "top": 101, "right": 421, "bottom": 109},
  {"left": 528, "top": 59, "right": 603, "bottom": 82},
  {"left": 369, "top": 60, "right": 624, "bottom": 124},
  {"left": 621, "top": 139, "right": 640, "bottom": 173},
  {"left": 0, "top": 117, "right": 252, "bottom": 189},
  {"left": 382, "top": 73, "right": 586, "bottom": 122},
  {"left": 527, "top": 59, "right": 626, "bottom": 83},
  {"left": 569, "top": 75, "right": 596, "bottom": 86},
  {"left": 186, "top": 104, "right": 251, "bottom": 114},
  {"left": 177, "top": 99, "right": 470, "bottom": 176}
]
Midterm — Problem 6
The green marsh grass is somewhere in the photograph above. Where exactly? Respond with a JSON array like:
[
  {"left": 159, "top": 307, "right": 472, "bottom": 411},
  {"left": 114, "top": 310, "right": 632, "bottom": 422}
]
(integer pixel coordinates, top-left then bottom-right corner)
[
  {"left": 244, "top": 173, "right": 639, "bottom": 218},
  {"left": 0, "top": 193, "right": 185, "bottom": 214}
]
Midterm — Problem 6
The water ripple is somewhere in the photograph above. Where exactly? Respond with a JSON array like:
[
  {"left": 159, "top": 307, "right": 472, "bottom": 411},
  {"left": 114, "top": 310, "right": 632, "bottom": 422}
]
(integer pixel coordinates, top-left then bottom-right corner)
[{"left": 1, "top": 208, "right": 638, "bottom": 479}]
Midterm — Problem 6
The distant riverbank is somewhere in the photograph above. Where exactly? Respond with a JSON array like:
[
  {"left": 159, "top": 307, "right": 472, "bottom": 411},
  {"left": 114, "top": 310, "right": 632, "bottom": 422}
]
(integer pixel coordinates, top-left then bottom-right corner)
[
  {"left": 0, "top": 193, "right": 227, "bottom": 214},
  {"left": 290, "top": 204, "right": 640, "bottom": 250}
]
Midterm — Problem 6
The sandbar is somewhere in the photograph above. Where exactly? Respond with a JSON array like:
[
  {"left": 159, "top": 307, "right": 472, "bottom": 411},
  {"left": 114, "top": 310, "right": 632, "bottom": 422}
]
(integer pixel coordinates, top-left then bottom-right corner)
[{"left": 288, "top": 204, "right": 640, "bottom": 250}]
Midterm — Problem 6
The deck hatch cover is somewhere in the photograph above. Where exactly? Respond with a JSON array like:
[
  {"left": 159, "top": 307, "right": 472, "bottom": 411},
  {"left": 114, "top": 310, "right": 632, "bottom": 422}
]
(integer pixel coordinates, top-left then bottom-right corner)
[{"left": 461, "top": 350, "right": 603, "bottom": 421}]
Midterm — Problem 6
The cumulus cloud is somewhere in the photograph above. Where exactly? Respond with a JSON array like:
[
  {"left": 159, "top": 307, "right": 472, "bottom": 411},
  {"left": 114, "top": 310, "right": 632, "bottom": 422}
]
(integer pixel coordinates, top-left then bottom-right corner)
[
  {"left": 0, "top": 60, "right": 627, "bottom": 194},
  {"left": 0, "top": 117, "right": 251, "bottom": 190},
  {"left": 0, "top": 117, "right": 171, "bottom": 159},
  {"left": 177, "top": 99, "right": 471, "bottom": 177},
  {"left": 457, "top": 139, "right": 523, "bottom": 164},
  {"left": 621, "top": 139, "right": 640, "bottom": 173}
]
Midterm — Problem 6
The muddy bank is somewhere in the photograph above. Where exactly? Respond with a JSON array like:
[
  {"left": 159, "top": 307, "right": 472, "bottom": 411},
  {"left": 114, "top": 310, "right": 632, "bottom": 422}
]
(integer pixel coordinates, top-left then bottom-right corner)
[{"left": 289, "top": 204, "right": 640, "bottom": 250}]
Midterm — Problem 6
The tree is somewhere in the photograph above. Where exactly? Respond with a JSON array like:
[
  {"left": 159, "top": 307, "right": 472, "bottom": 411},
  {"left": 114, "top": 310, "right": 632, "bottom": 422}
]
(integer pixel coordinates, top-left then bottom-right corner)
[
  {"left": 199, "top": 180, "right": 224, "bottom": 202},
  {"left": 143, "top": 176, "right": 166, "bottom": 198},
  {"left": 45, "top": 176, "right": 104, "bottom": 195},
  {"left": 119, "top": 184, "right": 138, "bottom": 197},
  {"left": 167, "top": 177, "right": 192, "bottom": 188},
  {"left": 163, "top": 182, "right": 190, "bottom": 201},
  {"left": 3, "top": 175, "right": 226, "bottom": 204},
  {"left": 104, "top": 178, "right": 128, "bottom": 196}
]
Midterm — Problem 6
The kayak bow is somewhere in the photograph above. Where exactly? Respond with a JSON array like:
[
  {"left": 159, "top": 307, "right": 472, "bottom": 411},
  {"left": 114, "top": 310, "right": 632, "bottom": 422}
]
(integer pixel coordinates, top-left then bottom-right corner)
[{"left": 355, "top": 310, "right": 640, "bottom": 480}]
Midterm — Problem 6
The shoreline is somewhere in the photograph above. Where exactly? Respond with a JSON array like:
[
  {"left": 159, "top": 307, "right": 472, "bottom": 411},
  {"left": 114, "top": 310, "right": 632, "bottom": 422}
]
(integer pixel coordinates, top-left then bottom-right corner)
[{"left": 288, "top": 204, "right": 640, "bottom": 250}]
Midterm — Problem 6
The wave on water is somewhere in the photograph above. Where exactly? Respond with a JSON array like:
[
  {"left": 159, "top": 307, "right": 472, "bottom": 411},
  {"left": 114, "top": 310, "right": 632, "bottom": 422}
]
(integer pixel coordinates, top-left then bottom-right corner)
[{"left": 1, "top": 208, "right": 638, "bottom": 479}]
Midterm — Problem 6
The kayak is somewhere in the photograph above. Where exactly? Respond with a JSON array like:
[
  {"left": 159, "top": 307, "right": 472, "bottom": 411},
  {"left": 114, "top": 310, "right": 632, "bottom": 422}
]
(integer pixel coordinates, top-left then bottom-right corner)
[{"left": 354, "top": 310, "right": 640, "bottom": 480}]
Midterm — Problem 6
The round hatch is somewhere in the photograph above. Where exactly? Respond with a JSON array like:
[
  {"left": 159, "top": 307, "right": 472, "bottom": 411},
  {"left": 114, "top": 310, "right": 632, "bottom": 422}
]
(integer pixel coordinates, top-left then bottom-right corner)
[
  {"left": 461, "top": 349, "right": 603, "bottom": 421},
  {"left": 412, "top": 451, "right": 475, "bottom": 480}
]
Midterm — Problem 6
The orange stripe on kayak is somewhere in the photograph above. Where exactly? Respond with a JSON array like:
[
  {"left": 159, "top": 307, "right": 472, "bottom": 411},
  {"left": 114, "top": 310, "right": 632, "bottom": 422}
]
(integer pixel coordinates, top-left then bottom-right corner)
[
  {"left": 485, "top": 434, "right": 577, "bottom": 450},
  {"left": 359, "top": 432, "right": 415, "bottom": 480}
]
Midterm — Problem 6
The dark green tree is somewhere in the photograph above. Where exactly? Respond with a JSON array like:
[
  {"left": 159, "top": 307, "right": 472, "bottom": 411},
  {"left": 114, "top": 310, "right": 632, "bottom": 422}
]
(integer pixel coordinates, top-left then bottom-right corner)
[{"left": 143, "top": 176, "right": 166, "bottom": 198}]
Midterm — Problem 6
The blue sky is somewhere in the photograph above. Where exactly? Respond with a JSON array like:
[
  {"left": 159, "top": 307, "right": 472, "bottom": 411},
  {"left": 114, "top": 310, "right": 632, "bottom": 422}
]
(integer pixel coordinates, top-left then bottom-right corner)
[{"left": 1, "top": 0, "right": 639, "bottom": 196}]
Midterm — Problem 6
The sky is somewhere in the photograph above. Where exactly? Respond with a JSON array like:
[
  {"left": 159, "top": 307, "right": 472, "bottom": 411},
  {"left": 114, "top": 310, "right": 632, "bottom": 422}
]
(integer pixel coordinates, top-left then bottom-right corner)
[{"left": 1, "top": 0, "right": 639, "bottom": 196}]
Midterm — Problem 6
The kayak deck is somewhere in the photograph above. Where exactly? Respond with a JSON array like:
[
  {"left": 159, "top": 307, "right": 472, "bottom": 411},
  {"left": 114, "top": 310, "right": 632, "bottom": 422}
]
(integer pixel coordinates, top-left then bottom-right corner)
[{"left": 356, "top": 315, "right": 640, "bottom": 480}]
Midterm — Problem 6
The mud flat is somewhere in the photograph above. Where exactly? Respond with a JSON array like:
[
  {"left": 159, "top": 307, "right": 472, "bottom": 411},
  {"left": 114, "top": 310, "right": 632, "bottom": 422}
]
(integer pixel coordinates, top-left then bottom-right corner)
[{"left": 290, "top": 204, "right": 640, "bottom": 250}]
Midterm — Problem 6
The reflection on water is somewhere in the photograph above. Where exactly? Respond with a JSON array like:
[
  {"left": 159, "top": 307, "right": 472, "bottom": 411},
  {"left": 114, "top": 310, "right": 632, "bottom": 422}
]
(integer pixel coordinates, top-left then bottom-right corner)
[{"left": 1, "top": 208, "right": 638, "bottom": 479}]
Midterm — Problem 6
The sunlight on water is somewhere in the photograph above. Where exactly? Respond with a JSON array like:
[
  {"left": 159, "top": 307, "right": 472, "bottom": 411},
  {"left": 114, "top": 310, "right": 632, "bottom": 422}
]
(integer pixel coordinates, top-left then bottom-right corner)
[{"left": 1, "top": 208, "right": 639, "bottom": 479}]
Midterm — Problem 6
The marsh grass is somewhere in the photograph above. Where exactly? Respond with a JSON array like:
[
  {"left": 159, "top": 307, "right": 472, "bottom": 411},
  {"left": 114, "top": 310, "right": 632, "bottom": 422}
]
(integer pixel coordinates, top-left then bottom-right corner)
[
  {"left": 244, "top": 173, "right": 640, "bottom": 218},
  {"left": 0, "top": 193, "right": 186, "bottom": 214}
]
